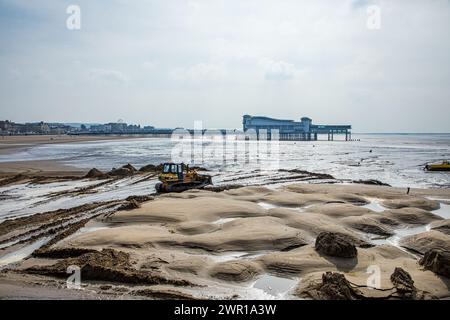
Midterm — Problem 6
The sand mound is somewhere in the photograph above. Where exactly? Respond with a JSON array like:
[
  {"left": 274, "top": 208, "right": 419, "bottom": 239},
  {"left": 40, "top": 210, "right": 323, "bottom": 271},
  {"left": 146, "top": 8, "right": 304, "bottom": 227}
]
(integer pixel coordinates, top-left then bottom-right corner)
[
  {"left": 223, "top": 186, "right": 273, "bottom": 197},
  {"left": 385, "top": 208, "right": 443, "bottom": 225},
  {"left": 267, "top": 208, "right": 370, "bottom": 246},
  {"left": 138, "top": 164, "right": 161, "bottom": 172},
  {"left": 59, "top": 216, "right": 309, "bottom": 253},
  {"left": 175, "top": 221, "right": 219, "bottom": 235},
  {"left": 430, "top": 219, "right": 450, "bottom": 235},
  {"left": 400, "top": 231, "right": 450, "bottom": 254},
  {"left": 108, "top": 167, "right": 134, "bottom": 176},
  {"left": 259, "top": 245, "right": 353, "bottom": 276},
  {"left": 284, "top": 183, "right": 405, "bottom": 199},
  {"left": 25, "top": 249, "right": 192, "bottom": 286},
  {"left": 261, "top": 245, "right": 420, "bottom": 280},
  {"left": 118, "top": 199, "right": 141, "bottom": 211},
  {"left": 108, "top": 164, "right": 137, "bottom": 177},
  {"left": 332, "top": 193, "right": 370, "bottom": 205},
  {"left": 340, "top": 216, "right": 394, "bottom": 236},
  {"left": 209, "top": 260, "right": 263, "bottom": 282},
  {"left": 122, "top": 163, "right": 137, "bottom": 172},
  {"left": 382, "top": 198, "right": 440, "bottom": 211},
  {"left": 165, "top": 255, "right": 209, "bottom": 275},
  {"left": 308, "top": 203, "right": 373, "bottom": 218},
  {"left": 108, "top": 196, "right": 267, "bottom": 224},
  {"left": 84, "top": 168, "right": 107, "bottom": 179},
  {"left": 262, "top": 192, "right": 336, "bottom": 208},
  {"left": 170, "top": 217, "right": 309, "bottom": 252}
]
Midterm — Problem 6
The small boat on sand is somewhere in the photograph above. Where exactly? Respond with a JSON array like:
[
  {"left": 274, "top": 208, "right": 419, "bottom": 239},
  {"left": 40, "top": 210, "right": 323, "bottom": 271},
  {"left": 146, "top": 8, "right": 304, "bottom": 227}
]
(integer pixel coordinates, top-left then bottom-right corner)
[{"left": 425, "top": 160, "right": 450, "bottom": 171}]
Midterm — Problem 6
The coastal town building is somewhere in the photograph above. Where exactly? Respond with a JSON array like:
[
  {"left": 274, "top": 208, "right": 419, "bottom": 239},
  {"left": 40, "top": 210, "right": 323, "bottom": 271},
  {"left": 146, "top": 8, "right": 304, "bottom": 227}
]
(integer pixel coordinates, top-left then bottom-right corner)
[
  {"left": 0, "top": 120, "right": 153, "bottom": 135},
  {"left": 242, "top": 115, "right": 352, "bottom": 141},
  {"left": 0, "top": 120, "right": 53, "bottom": 135}
]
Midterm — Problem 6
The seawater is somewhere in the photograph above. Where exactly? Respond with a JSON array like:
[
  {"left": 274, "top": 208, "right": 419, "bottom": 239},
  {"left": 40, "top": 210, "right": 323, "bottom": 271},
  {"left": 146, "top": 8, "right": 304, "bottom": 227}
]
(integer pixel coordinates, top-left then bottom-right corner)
[{"left": 1, "top": 133, "right": 449, "bottom": 188}]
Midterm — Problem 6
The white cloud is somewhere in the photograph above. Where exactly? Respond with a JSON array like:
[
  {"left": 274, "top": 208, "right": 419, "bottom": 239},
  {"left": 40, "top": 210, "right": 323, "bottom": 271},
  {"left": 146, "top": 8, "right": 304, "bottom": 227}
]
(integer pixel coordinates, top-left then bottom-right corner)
[
  {"left": 259, "top": 58, "right": 297, "bottom": 81},
  {"left": 187, "top": 1, "right": 200, "bottom": 11},
  {"left": 142, "top": 61, "right": 157, "bottom": 69},
  {"left": 171, "top": 63, "right": 226, "bottom": 82},
  {"left": 88, "top": 68, "right": 129, "bottom": 84}
]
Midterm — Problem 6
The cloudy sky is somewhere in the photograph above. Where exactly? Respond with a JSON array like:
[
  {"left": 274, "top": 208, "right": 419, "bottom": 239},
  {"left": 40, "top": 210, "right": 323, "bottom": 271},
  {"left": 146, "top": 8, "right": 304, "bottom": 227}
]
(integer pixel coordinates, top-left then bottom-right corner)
[{"left": 0, "top": 0, "right": 449, "bottom": 132}]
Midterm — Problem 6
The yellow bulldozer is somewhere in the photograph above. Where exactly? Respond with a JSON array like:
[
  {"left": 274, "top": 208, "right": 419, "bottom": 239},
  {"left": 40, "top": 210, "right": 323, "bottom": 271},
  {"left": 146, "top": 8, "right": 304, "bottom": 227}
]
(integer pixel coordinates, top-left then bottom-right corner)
[{"left": 155, "top": 163, "right": 212, "bottom": 193}]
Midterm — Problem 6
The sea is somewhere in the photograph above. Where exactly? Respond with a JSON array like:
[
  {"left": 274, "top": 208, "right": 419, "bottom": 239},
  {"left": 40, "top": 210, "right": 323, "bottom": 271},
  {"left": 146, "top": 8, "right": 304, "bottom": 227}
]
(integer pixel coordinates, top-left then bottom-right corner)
[{"left": 1, "top": 133, "right": 450, "bottom": 189}]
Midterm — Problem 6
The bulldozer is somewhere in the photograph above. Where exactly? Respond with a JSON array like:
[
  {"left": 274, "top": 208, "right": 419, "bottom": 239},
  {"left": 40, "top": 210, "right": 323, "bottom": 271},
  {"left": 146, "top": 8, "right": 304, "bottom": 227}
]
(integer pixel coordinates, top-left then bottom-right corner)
[{"left": 155, "top": 163, "right": 212, "bottom": 193}]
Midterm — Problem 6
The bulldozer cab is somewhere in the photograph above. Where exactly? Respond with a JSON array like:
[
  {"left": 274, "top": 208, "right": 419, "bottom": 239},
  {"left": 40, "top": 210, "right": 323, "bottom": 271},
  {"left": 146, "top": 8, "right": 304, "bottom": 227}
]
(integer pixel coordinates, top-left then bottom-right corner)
[{"left": 162, "top": 163, "right": 185, "bottom": 180}]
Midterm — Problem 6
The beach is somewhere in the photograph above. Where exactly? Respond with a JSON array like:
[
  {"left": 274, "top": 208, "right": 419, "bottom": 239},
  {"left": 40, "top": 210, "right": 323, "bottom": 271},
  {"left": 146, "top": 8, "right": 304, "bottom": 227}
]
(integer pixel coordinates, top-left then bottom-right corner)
[
  {"left": 0, "top": 134, "right": 141, "bottom": 154},
  {"left": 0, "top": 135, "right": 450, "bottom": 300},
  {"left": 0, "top": 135, "right": 151, "bottom": 176}
]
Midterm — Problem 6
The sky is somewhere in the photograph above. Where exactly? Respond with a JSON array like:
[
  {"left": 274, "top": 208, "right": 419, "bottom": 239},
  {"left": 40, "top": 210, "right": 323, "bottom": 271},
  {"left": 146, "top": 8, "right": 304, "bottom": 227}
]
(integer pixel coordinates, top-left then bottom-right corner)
[{"left": 0, "top": 0, "right": 449, "bottom": 132}]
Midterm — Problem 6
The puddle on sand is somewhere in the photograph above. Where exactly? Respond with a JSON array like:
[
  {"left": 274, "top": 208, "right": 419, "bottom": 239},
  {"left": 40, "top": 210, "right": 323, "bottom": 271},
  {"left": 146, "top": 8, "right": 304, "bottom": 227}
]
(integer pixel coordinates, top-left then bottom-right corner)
[
  {"left": 432, "top": 203, "right": 450, "bottom": 219},
  {"left": 0, "top": 237, "right": 51, "bottom": 268},
  {"left": 371, "top": 224, "right": 430, "bottom": 248},
  {"left": 213, "top": 218, "right": 237, "bottom": 225},
  {"left": 257, "top": 202, "right": 305, "bottom": 212},
  {"left": 369, "top": 197, "right": 449, "bottom": 250},
  {"left": 362, "top": 199, "right": 385, "bottom": 212},
  {"left": 424, "top": 197, "right": 450, "bottom": 219},
  {"left": 251, "top": 274, "right": 297, "bottom": 298},
  {"left": 258, "top": 202, "right": 278, "bottom": 210},
  {"left": 204, "top": 251, "right": 266, "bottom": 263}
]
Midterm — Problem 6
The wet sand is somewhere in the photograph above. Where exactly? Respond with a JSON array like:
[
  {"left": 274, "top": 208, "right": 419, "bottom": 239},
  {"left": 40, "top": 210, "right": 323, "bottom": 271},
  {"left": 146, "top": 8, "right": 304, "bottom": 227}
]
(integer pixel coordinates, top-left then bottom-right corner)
[
  {"left": 0, "top": 159, "right": 86, "bottom": 176},
  {"left": 0, "top": 135, "right": 153, "bottom": 176},
  {"left": 1, "top": 179, "right": 449, "bottom": 300},
  {"left": 0, "top": 135, "right": 140, "bottom": 155}
]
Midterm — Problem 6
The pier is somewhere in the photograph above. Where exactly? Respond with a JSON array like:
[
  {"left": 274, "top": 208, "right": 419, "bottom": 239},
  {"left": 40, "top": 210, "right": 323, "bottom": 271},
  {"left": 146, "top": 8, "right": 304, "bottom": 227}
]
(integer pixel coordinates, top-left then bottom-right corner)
[{"left": 243, "top": 115, "right": 351, "bottom": 141}]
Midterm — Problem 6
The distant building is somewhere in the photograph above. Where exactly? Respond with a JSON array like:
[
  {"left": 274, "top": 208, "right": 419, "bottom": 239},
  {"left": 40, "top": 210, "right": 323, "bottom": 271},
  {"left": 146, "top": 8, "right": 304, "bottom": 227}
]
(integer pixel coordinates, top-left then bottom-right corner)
[
  {"left": 90, "top": 124, "right": 108, "bottom": 132},
  {"left": 0, "top": 120, "right": 13, "bottom": 133},
  {"left": 243, "top": 115, "right": 352, "bottom": 141},
  {"left": 107, "top": 122, "right": 127, "bottom": 133},
  {"left": 0, "top": 120, "right": 159, "bottom": 136}
]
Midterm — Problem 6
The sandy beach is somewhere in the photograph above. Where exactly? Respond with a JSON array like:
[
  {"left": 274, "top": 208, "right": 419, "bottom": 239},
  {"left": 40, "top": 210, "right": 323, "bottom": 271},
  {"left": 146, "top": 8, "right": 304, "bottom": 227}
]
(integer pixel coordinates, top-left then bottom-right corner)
[
  {"left": 1, "top": 167, "right": 449, "bottom": 299},
  {"left": 0, "top": 135, "right": 131, "bottom": 154},
  {"left": 0, "top": 135, "right": 151, "bottom": 176}
]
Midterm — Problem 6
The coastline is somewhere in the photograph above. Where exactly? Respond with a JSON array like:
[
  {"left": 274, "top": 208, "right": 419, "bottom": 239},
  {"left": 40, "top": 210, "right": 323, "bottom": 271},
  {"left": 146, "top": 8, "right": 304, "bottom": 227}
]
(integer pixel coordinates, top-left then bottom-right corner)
[
  {"left": 0, "top": 134, "right": 151, "bottom": 156},
  {"left": 0, "top": 135, "right": 151, "bottom": 176}
]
